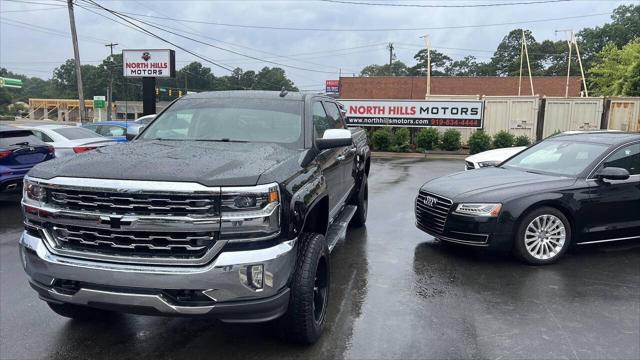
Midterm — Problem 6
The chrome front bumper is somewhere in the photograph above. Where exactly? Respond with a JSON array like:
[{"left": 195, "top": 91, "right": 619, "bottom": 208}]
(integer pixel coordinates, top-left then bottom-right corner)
[{"left": 20, "top": 231, "right": 296, "bottom": 321}]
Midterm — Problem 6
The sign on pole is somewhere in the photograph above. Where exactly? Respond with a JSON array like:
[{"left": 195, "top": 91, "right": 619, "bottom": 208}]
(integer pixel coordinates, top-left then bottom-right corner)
[
  {"left": 338, "top": 99, "right": 484, "bottom": 128},
  {"left": 122, "top": 49, "right": 176, "bottom": 78},
  {"left": 93, "top": 95, "right": 106, "bottom": 109},
  {"left": 0, "top": 77, "right": 23, "bottom": 89},
  {"left": 325, "top": 80, "right": 339, "bottom": 94}
]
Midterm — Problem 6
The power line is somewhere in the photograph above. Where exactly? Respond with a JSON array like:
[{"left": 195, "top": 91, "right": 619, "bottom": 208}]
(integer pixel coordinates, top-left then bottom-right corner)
[
  {"left": 81, "top": 0, "right": 341, "bottom": 75},
  {"left": 0, "top": 6, "right": 66, "bottom": 13},
  {"left": 74, "top": 1, "right": 236, "bottom": 73},
  {"left": 2, "top": 0, "right": 66, "bottom": 6},
  {"left": 0, "top": 17, "right": 108, "bottom": 44},
  {"left": 103, "top": 9, "right": 612, "bottom": 32},
  {"left": 320, "top": 0, "right": 573, "bottom": 8}
]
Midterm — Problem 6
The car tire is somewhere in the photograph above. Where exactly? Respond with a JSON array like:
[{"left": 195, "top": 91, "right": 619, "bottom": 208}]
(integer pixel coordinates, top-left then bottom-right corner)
[
  {"left": 47, "top": 302, "right": 110, "bottom": 320},
  {"left": 514, "top": 206, "right": 572, "bottom": 265},
  {"left": 278, "top": 232, "right": 330, "bottom": 344},
  {"left": 350, "top": 174, "right": 368, "bottom": 227}
]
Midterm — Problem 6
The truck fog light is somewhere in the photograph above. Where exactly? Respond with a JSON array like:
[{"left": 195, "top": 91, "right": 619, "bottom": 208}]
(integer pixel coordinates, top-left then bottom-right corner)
[{"left": 239, "top": 264, "right": 264, "bottom": 290}]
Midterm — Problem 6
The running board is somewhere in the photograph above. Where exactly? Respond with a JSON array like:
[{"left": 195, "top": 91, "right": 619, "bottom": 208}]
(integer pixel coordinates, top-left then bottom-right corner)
[{"left": 326, "top": 205, "right": 357, "bottom": 253}]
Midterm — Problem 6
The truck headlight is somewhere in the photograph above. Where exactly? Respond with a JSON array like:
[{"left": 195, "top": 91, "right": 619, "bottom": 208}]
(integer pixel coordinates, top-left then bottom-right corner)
[
  {"left": 220, "top": 183, "right": 281, "bottom": 242},
  {"left": 24, "top": 179, "right": 46, "bottom": 202},
  {"left": 454, "top": 203, "right": 502, "bottom": 217}
]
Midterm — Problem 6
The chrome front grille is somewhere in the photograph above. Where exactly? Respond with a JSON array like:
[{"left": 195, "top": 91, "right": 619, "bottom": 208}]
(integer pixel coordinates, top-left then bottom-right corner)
[
  {"left": 49, "top": 189, "right": 217, "bottom": 217},
  {"left": 415, "top": 191, "right": 453, "bottom": 234},
  {"left": 50, "top": 224, "right": 216, "bottom": 259}
]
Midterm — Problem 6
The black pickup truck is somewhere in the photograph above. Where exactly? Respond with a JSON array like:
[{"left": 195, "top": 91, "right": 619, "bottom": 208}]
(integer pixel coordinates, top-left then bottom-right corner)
[{"left": 20, "top": 91, "right": 370, "bottom": 343}]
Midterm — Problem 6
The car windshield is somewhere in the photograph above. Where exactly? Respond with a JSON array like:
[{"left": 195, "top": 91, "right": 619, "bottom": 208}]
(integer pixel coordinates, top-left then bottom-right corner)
[
  {"left": 53, "top": 127, "right": 102, "bottom": 140},
  {"left": 501, "top": 140, "right": 609, "bottom": 176},
  {"left": 140, "top": 98, "right": 303, "bottom": 147}
]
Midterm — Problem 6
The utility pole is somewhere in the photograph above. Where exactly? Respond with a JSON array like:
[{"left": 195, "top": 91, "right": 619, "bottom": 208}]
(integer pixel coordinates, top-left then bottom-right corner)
[
  {"left": 420, "top": 34, "right": 431, "bottom": 97},
  {"left": 518, "top": 30, "right": 534, "bottom": 96},
  {"left": 105, "top": 42, "right": 117, "bottom": 121},
  {"left": 555, "top": 29, "right": 588, "bottom": 97},
  {"left": 67, "top": 0, "right": 85, "bottom": 122},
  {"left": 387, "top": 43, "right": 394, "bottom": 68}
]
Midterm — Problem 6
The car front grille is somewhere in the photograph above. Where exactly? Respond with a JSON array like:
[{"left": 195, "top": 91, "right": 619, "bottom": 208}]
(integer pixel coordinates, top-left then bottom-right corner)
[
  {"left": 49, "top": 224, "right": 217, "bottom": 260},
  {"left": 49, "top": 189, "right": 217, "bottom": 217},
  {"left": 465, "top": 161, "right": 476, "bottom": 170},
  {"left": 415, "top": 191, "right": 453, "bottom": 234}
]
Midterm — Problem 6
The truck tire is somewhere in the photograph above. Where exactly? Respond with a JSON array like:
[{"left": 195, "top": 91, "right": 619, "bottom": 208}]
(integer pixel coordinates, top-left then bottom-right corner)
[
  {"left": 47, "top": 302, "right": 110, "bottom": 320},
  {"left": 279, "top": 233, "right": 330, "bottom": 344},
  {"left": 350, "top": 174, "right": 368, "bottom": 227}
]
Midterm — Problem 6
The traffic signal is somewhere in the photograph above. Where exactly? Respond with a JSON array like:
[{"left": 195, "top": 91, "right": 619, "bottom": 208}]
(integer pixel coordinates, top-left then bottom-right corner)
[
  {"left": 178, "top": 90, "right": 183, "bottom": 97},
  {"left": 168, "top": 89, "right": 172, "bottom": 96},
  {"left": 155, "top": 87, "right": 159, "bottom": 96}
]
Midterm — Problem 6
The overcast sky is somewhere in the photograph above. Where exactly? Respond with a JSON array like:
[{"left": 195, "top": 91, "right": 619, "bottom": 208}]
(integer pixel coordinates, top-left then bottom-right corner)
[{"left": 0, "top": 0, "right": 636, "bottom": 92}]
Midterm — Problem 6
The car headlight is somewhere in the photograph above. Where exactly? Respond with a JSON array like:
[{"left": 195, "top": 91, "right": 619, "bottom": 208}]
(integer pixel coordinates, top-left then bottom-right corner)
[
  {"left": 220, "top": 183, "right": 281, "bottom": 242},
  {"left": 454, "top": 203, "right": 502, "bottom": 217},
  {"left": 23, "top": 179, "right": 46, "bottom": 203},
  {"left": 478, "top": 160, "right": 501, "bottom": 168}
]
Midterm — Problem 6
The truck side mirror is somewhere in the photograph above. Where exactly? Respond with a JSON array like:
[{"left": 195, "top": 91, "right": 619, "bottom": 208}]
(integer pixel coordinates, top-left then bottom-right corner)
[
  {"left": 596, "top": 167, "right": 630, "bottom": 182},
  {"left": 316, "top": 129, "right": 352, "bottom": 150},
  {"left": 126, "top": 125, "right": 144, "bottom": 141}
]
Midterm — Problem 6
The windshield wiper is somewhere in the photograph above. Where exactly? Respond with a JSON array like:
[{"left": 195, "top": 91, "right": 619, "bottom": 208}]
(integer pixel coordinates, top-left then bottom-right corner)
[{"left": 192, "top": 138, "right": 248, "bottom": 143}]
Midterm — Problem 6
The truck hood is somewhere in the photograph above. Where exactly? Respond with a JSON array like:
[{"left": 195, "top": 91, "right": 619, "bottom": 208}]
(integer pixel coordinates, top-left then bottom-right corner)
[
  {"left": 420, "top": 167, "right": 576, "bottom": 202},
  {"left": 28, "top": 140, "right": 301, "bottom": 186}
]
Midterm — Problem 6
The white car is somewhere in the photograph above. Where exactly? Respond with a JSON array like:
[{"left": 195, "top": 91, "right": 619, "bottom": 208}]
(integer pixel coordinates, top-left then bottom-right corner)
[
  {"left": 18, "top": 124, "right": 117, "bottom": 159},
  {"left": 465, "top": 146, "right": 527, "bottom": 170}
]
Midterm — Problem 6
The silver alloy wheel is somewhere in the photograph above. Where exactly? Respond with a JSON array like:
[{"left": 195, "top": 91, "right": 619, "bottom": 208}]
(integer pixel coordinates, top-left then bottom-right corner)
[{"left": 524, "top": 214, "right": 567, "bottom": 260}]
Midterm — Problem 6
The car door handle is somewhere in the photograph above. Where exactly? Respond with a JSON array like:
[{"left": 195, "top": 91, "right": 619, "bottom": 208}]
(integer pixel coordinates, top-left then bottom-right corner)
[
  {"left": 336, "top": 155, "right": 346, "bottom": 161},
  {"left": 346, "top": 146, "right": 357, "bottom": 154}
]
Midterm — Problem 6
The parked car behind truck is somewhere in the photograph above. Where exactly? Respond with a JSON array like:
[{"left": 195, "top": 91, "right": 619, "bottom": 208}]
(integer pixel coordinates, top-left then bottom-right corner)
[
  {"left": 0, "top": 126, "right": 55, "bottom": 193},
  {"left": 20, "top": 91, "right": 370, "bottom": 344}
]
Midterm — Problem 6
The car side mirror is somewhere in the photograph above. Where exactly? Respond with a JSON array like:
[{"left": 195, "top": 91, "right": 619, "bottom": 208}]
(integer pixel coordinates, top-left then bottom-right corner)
[
  {"left": 316, "top": 129, "right": 352, "bottom": 150},
  {"left": 596, "top": 167, "right": 630, "bottom": 182},
  {"left": 126, "top": 126, "right": 144, "bottom": 141}
]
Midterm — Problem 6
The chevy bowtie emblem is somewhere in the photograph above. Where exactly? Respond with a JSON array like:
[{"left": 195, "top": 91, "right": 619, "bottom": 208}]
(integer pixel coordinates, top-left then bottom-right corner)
[
  {"left": 423, "top": 196, "right": 437, "bottom": 207},
  {"left": 99, "top": 216, "right": 131, "bottom": 229}
]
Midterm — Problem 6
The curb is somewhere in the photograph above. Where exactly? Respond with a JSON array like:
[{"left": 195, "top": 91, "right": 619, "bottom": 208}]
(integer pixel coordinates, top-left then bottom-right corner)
[{"left": 372, "top": 152, "right": 467, "bottom": 160}]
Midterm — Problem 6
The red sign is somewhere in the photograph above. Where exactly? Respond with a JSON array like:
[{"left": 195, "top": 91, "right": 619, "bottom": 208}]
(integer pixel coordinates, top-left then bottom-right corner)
[{"left": 325, "top": 80, "right": 339, "bottom": 94}]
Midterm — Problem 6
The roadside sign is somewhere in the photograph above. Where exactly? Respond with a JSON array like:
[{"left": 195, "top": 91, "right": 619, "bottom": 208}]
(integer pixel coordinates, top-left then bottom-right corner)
[
  {"left": 93, "top": 96, "right": 106, "bottom": 109},
  {"left": 0, "top": 77, "right": 23, "bottom": 89},
  {"left": 122, "top": 49, "right": 176, "bottom": 78},
  {"left": 338, "top": 99, "right": 484, "bottom": 128},
  {"left": 325, "top": 80, "right": 339, "bottom": 94}
]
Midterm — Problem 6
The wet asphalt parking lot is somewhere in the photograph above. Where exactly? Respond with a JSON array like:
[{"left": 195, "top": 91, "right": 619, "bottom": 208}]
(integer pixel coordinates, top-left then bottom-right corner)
[{"left": 1, "top": 157, "right": 639, "bottom": 360}]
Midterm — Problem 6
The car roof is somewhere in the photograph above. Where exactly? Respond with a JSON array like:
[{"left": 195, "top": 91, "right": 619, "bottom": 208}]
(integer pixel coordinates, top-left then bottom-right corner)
[
  {"left": 185, "top": 90, "right": 317, "bottom": 101},
  {"left": 551, "top": 131, "right": 640, "bottom": 145}
]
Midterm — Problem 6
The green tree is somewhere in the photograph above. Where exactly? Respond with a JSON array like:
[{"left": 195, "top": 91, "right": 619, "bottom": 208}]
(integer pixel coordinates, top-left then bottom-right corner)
[
  {"left": 589, "top": 39, "right": 640, "bottom": 96},
  {"left": 410, "top": 49, "right": 452, "bottom": 76},
  {"left": 253, "top": 67, "right": 298, "bottom": 91},
  {"left": 489, "top": 29, "right": 544, "bottom": 76},
  {"left": 360, "top": 61, "right": 410, "bottom": 76},
  {"left": 445, "top": 56, "right": 481, "bottom": 76}
]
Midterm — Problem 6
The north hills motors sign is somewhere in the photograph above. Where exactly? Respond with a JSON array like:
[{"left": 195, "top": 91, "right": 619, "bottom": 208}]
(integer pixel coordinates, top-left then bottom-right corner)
[
  {"left": 339, "top": 100, "right": 484, "bottom": 128},
  {"left": 122, "top": 49, "right": 176, "bottom": 78}
]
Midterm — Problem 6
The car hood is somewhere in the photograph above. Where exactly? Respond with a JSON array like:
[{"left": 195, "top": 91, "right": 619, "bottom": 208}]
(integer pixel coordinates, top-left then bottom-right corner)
[
  {"left": 421, "top": 167, "right": 576, "bottom": 202},
  {"left": 465, "top": 146, "right": 526, "bottom": 163},
  {"left": 28, "top": 140, "right": 301, "bottom": 186}
]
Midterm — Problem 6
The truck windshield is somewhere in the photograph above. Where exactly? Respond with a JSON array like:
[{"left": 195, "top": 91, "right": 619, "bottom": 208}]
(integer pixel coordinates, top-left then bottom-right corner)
[
  {"left": 141, "top": 97, "right": 303, "bottom": 147},
  {"left": 501, "top": 140, "right": 609, "bottom": 177}
]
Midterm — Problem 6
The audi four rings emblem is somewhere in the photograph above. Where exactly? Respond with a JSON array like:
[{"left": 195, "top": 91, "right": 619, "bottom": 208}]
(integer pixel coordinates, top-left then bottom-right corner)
[{"left": 424, "top": 196, "right": 437, "bottom": 207}]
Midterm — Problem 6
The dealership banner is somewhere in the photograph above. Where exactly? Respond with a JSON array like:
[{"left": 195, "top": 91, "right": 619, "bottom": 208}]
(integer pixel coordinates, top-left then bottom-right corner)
[
  {"left": 122, "top": 49, "right": 176, "bottom": 78},
  {"left": 338, "top": 100, "right": 484, "bottom": 128}
]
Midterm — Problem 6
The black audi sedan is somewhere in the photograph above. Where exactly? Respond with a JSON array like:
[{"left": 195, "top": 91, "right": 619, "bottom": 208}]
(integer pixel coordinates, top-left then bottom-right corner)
[{"left": 415, "top": 131, "right": 639, "bottom": 265}]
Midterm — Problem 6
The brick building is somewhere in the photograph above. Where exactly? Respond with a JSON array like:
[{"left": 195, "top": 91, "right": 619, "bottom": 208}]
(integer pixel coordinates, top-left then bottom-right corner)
[{"left": 338, "top": 76, "right": 581, "bottom": 99}]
